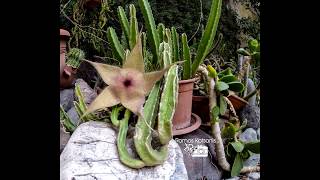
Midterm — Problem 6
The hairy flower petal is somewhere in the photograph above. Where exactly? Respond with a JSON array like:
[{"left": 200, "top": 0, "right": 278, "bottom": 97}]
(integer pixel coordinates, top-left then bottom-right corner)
[
  {"left": 85, "top": 86, "right": 120, "bottom": 115},
  {"left": 85, "top": 60, "right": 121, "bottom": 86},
  {"left": 122, "top": 35, "right": 144, "bottom": 73}
]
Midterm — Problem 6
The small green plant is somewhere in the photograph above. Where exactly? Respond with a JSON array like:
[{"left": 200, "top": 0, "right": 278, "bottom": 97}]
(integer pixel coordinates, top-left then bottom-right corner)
[
  {"left": 60, "top": 84, "right": 103, "bottom": 133},
  {"left": 66, "top": 48, "right": 85, "bottom": 68},
  {"left": 237, "top": 38, "right": 260, "bottom": 66},
  {"left": 200, "top": 65, "right": 259, "bottom": 176}
]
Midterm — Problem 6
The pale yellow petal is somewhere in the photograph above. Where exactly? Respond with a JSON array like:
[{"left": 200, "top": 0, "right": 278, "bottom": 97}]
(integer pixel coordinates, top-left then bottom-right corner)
[
  {"left": 85, "top": 60, "right": 121, "bottom": 86},
  {"left": 122, "top": 35, "right": 144, "bottom": 73},
  {"left": 143, "top": 67, "right": 170, "bottom": 94},
  {"left": 85, "top": 86, "right": 120, "bottom": 114},
  {"left": 117, "top": 88, "right": 145, "bottom": 115}
]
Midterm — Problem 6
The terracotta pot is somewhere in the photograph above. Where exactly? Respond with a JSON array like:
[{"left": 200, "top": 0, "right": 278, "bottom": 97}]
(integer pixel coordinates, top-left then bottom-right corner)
[
  {"left": 60, "top": 66, "right": 77, "bottom": 89},
  {"left": 172, "top": 78, "right": 197, "bottom": 130},
  {"left": 227, "top": 94, "right": 248, "bottom": 111},
  {"left": 60, "top": 29, "right": 70, "bottom": 77},
  {"left": 192, "top": 95, "right": 210, "bottom": 124}
]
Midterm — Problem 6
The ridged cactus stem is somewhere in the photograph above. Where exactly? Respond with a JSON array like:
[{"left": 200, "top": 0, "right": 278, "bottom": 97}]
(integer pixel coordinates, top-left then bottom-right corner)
[
  {"left": 182, "top": 33, "right": 191, "bottom": 80},
  {"left": 134, "top": 82, "right": 168, "bottom": 166},
  {"left": 138, "top": 0, "right": 160, "bottom": 65},
  {"left": 157, "top": 23, "right": 165, "bottom": 43},
  {"left": 107, "top": 27, "right": 125, "bottom": 62},
  {"left": 129, "top": 4, "right": 138, "bottom": 50},
  {"left": 158, "top": 65, "right": 179, "bottom": 144},
  {"left": 171, "top": 27, "right": 179, "bottom": 63},
  {"left": 117, "top": 6, "right": 130, "bottom": 44},
  {"left": 117, "top": 108, "right": 146, "bottom": 168}
]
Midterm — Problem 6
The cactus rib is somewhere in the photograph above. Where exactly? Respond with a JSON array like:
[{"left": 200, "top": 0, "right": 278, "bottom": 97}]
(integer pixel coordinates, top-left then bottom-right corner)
[
  {"left": 107, "top": 27, "right": 125, "bottom": 62},
  {"left": 182, "top": 33, "right": 191, "bottom": 80}
]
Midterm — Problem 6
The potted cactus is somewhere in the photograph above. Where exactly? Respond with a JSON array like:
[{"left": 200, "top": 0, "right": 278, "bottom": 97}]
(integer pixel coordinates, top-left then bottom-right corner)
[
  {"left": 134, "top": 0, "right": 223, "bottom": 133},
  {"left": 60, "top": 48, "right": 85, "bottom": 89}
]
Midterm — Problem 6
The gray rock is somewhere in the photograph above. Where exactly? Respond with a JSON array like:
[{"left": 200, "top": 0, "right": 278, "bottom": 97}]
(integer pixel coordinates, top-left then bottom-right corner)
[
  {"left": 75, "top": 79, "right": 97, "bottom": 105},
  {"left": 239, "top": 128, "right": 258, "bottom": 143},
  {"left": 67, "top": 107, "right": 80, "bottom": 126},
  {"left": 60, "top": 88, "right": 74, "bottom": 112},
  {"left": 248, "top": 172, "right": 260, "bottom": 180},
  {"left": 243, "top": 154, "right": 260, "bottom": 167},
  {"left": 239, "top": 105, "right": 260, "bottom": 130},
  {"left": 174, "top": 129, "right": 222, "bottom": 180},
  {"left": 60, "top": 124, "right": 71, "bottom": 153},
  {"left": 257, "top": 128, "right": 260, "bottom": 140},
  {"left": 246, "top": 79, "right": 257, "bottom": 106},
  {"left": 60, "top": 121, "right": 188, "bottom": 180}
]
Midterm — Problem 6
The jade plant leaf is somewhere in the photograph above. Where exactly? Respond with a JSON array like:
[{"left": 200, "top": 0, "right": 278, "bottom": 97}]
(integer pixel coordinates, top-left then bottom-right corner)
[
  {"left": 231, "top": 153, "right": 244, "bottom": 177},
  {"left": 227, "top": 81, "right": 244, "bottom": 92},
  {"left": 215, "top": 81, "right": 229, "bottom": 92},
  {"left": 219, "top": 75, "right": 238, "bottom": 83},
  {"left": 222, "top": 122, "right": 237, "bottom": 138},
  {"left": 244, "top": 141, "right": 260, "bottom": 154},
  {"left": 230, "top": 141, "right": 244, "bottom": 153},
  {"left": 218, "top": 67, "right": 233, "bottom": 78},
  {"left": 211, "top": 106, "right": 220, "bottom": 122},
  {"left": 219, "top": 95, "right": 227, "bottom": 115}
]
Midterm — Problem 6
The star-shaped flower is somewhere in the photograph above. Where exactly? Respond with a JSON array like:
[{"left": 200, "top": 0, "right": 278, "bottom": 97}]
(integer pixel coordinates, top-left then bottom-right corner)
[{"left": 84, "top": 35, "right": 169, "bottom": 116}]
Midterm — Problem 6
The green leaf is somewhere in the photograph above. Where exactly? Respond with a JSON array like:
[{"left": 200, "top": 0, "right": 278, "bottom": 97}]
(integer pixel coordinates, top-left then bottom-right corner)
[
  {"left": 219, "top": 75, "right": 238, "bottom": 83},
  {"left": 218, "top": 67, "right": 233, "bottom": 78},
  {"left": 244, "top": 141, "right": 260, "bottom": 154},
  {"left": 231, "top": 153, "right": 243, "bottom": 177},
  {"left": 215, "top": 81, "right": 229, "bottom": 92},
  {"left": 248, "top": 39, "right": 259, "bottom": 52},
  {"left": 211, "top": 106, "right": 220, "bottom": 119},
  {"left": 222, "top": 122, "right": 237, "bottom": 138},
  {"left": 230, "top": 141, "right": 244, "bottom": 152},
  {"left": 227, "top": 82, "right": 244, "bottom": 92},
  {"left": 117, "top": 6, "right": 130, "bottom": 43},
  {"left": 191, "top": 0, "right": 222, "bottom": 77},
  {"left": 219, "top": 95, "right": 227, "bottom": 115},
  {"left": 107, "top": 27, "right": 125, "bottom": 62}
]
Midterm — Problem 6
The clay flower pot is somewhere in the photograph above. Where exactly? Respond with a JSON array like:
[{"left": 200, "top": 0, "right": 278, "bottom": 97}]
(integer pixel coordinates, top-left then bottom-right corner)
[
  {"left": 60, "top": 29, "right": 70, "bottom": 77},
  {"left": 60, "top": 66, "right": 77, "bottom": 89},
  {"left": 227, "top": 94, "right": 248, "bottom": 111},
  {"left": 192, "top": 95, "right": 210, "bottom": 124},
  {"left": 172, "top": 78, "right": 201, "bottom": 135}
]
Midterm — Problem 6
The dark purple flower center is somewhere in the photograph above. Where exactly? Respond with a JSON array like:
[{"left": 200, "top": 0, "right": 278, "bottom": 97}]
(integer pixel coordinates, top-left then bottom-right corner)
[{"left": 123, "top": 79, "right": 132, "bottom": 87}]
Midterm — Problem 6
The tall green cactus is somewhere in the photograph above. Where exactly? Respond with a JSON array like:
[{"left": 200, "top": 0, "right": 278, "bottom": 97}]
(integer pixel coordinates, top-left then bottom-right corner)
[
  {"left": 171, "top": 27, "right": 179, "bottom": 63},
  {"left": 134, "top": 65, "right": 179, "bottom": 166},
  {"left": 191, "top": 0, "right": 222, "bottom": 76},
  {"left": 157, "top": 23, "right": 165, "bottom": 43},
  {"left": 182, "top": 33, "right": 192, "bottom": 80},
  {"left": 138, "top": 0, "right": 160, "bottom": 65},
  {"left": 158, "top": 65, "right": 179, "bottom": 144},
  {"left": 116, "top": 108, "right": 146, "bottom": 168},
  {"left": 107, "top": 27, "right": 125, "bottom": 62},
  {"left": 117, "top": 6, "right": 130, "bottom": 45},
  {"left": 129, "top": 4, "right": 138, "bottom": 50}
]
